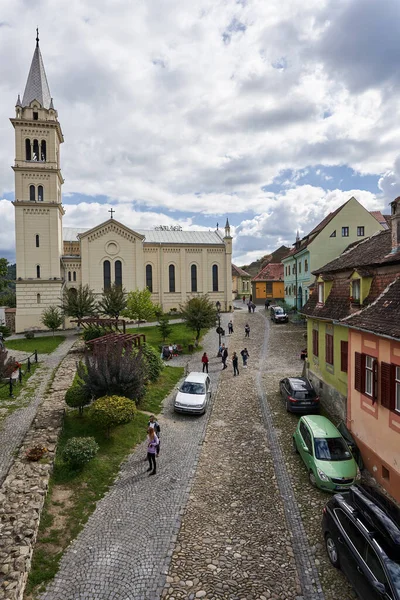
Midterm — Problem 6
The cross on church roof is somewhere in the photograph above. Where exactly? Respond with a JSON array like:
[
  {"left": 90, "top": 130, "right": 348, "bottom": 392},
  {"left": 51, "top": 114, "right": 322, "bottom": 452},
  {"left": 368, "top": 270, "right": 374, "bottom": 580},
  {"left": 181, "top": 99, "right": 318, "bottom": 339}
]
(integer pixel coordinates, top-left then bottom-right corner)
[{"left": 108, "top": 207, "right": 115, "bottom": 219}]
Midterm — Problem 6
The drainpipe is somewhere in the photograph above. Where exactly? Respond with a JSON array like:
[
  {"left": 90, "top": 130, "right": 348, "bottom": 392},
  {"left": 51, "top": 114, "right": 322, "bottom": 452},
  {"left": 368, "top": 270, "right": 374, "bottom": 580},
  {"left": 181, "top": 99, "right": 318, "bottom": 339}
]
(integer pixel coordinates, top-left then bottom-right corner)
[{"left": 294, "top": 256, "right": 298, "bottom": 312}]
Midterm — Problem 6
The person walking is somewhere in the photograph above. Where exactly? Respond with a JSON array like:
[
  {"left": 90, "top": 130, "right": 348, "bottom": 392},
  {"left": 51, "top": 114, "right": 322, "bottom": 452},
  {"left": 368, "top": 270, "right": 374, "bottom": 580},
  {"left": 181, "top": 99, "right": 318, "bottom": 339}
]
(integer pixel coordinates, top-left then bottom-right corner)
[
  {"left": 240, "top": 347, "right": 249, "bottom": 368},
  {"left": 146, "top": 427, "right": 159, "bottom": 475},
  {"left": 228, "top": 320, "right": 234, "bottom": 334},
  {"left": 201, "top": 352, "right": 209, "bottom": 373},
  {"left": 247, "top": 301, "right": 252, "bottom": 313},
  {"left": 251, "top": 302, "right": 256, "bottom": 313},
  {"left": 245, "top": 323, "right": 250, "bottom": 338},
  {"left": 242, "top": 295, "right": 246, "bottom": 303},
  {"left": 148, "top": 415, "right": 161, "bottom": 456},
  {"left": 232, "top": 352, "right": 239, "bottom": 376},
  {"left": 222, "top": 346, "right": 228, "bottom": 370}
]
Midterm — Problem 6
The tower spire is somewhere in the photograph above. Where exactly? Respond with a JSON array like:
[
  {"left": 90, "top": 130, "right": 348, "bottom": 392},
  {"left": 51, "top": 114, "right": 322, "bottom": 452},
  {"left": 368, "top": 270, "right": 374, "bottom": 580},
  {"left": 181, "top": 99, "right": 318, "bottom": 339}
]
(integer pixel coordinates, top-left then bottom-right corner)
[{"left": 22, "top": 31, "right": 52, "bottom": 109}]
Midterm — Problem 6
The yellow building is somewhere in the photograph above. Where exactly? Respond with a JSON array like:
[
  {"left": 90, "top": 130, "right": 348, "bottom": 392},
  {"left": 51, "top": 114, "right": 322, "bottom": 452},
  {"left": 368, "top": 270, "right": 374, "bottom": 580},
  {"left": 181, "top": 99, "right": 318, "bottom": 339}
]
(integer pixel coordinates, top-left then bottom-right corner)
[
  {"left": 231, "top": 264, "right": 251, "bottom": 299},
  {"left": 12, "top": 36, "right": 233, "bottom": 332},
  {"left": 251, "top": 263, "right": 284, "bottom": 304}
]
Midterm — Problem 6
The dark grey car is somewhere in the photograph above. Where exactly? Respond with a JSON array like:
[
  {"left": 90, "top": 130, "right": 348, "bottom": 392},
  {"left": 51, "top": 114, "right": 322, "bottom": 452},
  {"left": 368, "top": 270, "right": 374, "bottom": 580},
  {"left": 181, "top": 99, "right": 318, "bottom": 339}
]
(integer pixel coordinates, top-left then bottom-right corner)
[{"left": 279, "top": 376, "right": 320, "bottom": 413}]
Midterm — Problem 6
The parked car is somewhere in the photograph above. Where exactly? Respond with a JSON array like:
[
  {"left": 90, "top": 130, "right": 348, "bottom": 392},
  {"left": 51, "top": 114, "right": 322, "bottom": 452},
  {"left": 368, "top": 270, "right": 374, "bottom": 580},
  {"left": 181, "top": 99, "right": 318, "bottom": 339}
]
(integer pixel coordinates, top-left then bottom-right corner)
[
  {"left": 292, "top": 415, "right": 360, "bottom": 492},
  {"left": 270, "top": 306, "right": 288, "bottom": 323},
  {"left": 174, "top": 372, "right": 211, "bottom": 415},
  {"left": 279, "top": 377, "right": 320, "bottom": 413},
  {"left": 322, "top": 484, "right": 400, "bottom": 599}
]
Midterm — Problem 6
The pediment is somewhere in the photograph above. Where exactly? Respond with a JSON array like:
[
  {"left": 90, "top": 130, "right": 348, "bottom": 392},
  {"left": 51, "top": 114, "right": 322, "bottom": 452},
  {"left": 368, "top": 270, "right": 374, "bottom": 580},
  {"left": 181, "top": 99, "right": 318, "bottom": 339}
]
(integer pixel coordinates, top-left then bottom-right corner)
[{"left": 78, "top": 219, "right": 145, "bottom": 244}]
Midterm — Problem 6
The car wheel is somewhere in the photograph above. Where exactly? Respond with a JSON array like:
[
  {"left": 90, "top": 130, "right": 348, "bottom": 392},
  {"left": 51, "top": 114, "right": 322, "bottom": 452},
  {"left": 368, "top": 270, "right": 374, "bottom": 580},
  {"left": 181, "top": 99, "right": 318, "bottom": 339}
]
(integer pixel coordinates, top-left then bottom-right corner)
[
  {"left": 309, "top": 470, "right": 317, "bottom": 487},
  {"left": 325, "top": 533, "right": 340, "bottom": 568},
  {"left": 292, "top": 437, "right": 299, "bottom": 454}
]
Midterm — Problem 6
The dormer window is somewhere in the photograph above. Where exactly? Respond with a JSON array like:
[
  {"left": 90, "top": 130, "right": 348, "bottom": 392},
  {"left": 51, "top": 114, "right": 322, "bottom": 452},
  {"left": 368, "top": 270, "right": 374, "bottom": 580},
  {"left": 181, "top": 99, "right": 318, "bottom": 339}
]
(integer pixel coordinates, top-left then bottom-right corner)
[
  {"left": 33, "top": 112, "right": 38, "bottom": 120},
  {"left": 318, "top": 283, "right": 324, "bottom": 303},
  {"left": 351, "top": 279, "right": 360, "bottom": 303}
]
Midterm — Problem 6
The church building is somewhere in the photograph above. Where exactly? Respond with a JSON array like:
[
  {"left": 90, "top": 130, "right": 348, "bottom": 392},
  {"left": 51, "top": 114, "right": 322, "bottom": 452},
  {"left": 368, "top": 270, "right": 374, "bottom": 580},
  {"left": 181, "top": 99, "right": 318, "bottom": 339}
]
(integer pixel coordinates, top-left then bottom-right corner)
[{"left": 11, "top": 35, "right": 233, "bottom": 332}]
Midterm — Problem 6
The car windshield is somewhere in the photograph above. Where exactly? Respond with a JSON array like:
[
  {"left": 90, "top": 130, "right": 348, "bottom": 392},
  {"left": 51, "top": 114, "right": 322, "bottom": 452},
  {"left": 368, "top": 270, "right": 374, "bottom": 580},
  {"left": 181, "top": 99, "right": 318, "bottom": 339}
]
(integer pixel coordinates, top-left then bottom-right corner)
[
  {"left": 275, "top": 308, "right": 284, "bottom": 314},
  {"left": 180, "top": 382, "right": 205, "bottom": 395},
  {"left": 314, "top": 437, "right": 352, "bottom": 461}
]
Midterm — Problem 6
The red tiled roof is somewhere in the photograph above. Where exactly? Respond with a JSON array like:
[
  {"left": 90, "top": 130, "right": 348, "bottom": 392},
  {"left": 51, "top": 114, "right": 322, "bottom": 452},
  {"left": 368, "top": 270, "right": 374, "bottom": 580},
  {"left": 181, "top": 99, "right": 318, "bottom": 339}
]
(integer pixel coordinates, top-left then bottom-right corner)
[
  {"left": 232, "top": 264, "right": 251, "bottom": 278},
  {"left": 300, "top": 276, "right": 351, "bottom": 321},
  {"left": 370, "top": 210, "right": 389, "bottom": 230},
  {"left": 252, "top": 262, "right": 284, "bottom": 282}
]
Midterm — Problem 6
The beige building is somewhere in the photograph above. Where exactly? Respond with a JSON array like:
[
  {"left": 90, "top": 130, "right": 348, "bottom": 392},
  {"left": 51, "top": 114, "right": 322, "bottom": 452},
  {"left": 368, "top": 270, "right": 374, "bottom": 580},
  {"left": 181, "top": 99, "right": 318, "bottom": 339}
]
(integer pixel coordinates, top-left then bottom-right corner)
[{"left": 12, "top": 36, "right": 232, "bottom": 332}]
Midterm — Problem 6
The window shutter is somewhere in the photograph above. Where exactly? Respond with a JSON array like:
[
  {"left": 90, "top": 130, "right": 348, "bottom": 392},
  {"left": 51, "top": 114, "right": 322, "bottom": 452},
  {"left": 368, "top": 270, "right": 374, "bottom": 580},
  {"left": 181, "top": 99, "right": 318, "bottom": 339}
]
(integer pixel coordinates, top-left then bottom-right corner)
[
  {"left": 381, "top": 363, "right": 396, "bottom": 410},
  {"left": 340, "top": 341, "right": 348, "bottom": 373},
  {"left": 372, "top": 360, "right": 379, "bottom": 404},
  {"left": 361, "top": 353, "right": 366, "bottom": 393},
  {"left": 355, "top": 352, "right": 362, "bottom": 392}
]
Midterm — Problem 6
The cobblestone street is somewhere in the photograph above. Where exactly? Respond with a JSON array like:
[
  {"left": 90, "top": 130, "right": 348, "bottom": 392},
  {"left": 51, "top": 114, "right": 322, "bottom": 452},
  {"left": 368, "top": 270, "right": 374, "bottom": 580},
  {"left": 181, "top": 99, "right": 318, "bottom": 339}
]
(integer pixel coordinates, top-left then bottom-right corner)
[{"left": 36, "top": 309, "right": 354, "bottom": 600}]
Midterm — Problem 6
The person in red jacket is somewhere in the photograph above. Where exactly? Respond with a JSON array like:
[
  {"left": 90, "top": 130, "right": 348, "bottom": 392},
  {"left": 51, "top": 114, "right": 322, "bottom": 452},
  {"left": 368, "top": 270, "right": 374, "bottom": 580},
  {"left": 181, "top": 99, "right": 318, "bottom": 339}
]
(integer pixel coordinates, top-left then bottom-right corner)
[{"left": 201, "top": 352, "right": 209, "bottom": 373}]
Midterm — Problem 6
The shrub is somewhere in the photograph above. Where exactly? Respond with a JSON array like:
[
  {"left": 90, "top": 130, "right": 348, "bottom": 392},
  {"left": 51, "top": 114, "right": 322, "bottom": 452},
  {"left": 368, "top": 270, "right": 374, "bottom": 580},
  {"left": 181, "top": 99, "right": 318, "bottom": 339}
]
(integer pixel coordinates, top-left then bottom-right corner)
[
  {"left": 77, "top": 339, "right": 147, "bottom": 404},
  {"left": 0, "top": 325, "right": 11, "bottom": 338},
  {"left": 62, "top": 437, "right": 99, "bottom": 468},
  {"left": 89, "top": 395, "right": 136, "bottom": 437},
  {"left": 65, "top": 384, "right": 92, "bottom": 415},
  {"left": 139, "top": 343, "right": 164, "bottom": 383},
  {"left": 82, "top": 325, "right": 108, "bottom": 342},
  {"left": 25, "top": 330, "right": 35, "bottom": 339}
]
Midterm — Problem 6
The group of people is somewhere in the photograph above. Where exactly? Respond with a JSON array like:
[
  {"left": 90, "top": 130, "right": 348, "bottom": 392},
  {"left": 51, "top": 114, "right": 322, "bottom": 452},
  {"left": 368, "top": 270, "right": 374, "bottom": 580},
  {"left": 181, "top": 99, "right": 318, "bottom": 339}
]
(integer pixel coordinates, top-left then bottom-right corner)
[
  {"left": 215, "top": 343, "right": 250, "bottom": 376},
  {"left": 161, "top": 343, "right": 178, "bottom": 360}
]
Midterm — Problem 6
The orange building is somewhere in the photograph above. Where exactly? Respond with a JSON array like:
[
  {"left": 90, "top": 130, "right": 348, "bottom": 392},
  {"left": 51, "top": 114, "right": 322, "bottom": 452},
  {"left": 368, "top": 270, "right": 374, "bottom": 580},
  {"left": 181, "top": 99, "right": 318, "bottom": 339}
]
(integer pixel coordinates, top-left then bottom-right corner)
[{"left": 251, "top": 263, "right": 284, "bottom": 304}]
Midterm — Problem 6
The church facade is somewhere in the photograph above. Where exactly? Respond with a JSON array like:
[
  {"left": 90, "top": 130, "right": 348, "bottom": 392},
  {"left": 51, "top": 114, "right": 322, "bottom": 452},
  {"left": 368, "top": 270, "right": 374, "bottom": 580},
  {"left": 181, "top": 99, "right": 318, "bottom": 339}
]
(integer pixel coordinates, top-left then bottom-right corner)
[{"left": 12, "top": 36, "right": 232, "bottom": 333}]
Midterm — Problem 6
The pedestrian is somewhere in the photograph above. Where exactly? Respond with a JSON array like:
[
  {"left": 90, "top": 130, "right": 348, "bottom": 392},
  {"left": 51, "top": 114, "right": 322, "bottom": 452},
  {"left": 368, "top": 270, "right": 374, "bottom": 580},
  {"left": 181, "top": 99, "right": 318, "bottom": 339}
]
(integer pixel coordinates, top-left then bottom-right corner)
[
  {"left": 202, "top": 352, "right": 209, "bottom": 373},
  {"left": 218, "top": 342, "right": 225, "bottom": 357},
  {"left": 247, "top": 301, "right": 251, "bottom": 313},
  {"left": 265, "top": 299, "right": 270, "bottom": 309},
  {"left": 245, "top": 323, "right": 250, "bottom": 338},
  {"left": 148, "top": 415, "right": 161, "bottom": 456},
  {"left": 228, "top": 320, "right": 234, "bottom": 334},
  {"left": 251, "top": 302, "right": 256, "bottom": 313},
  {"left": 240, "top": 347, "right": 249, "bottom": 368},
  {"left": 222, "top": 346, "right": 228, "bottom": 370},
  {"left": 243, "top": 295, "right": 246, "bottom": 303},
  {"left": 146, "top": 427, "right": 159, "bottom": 475},
  {"left": 232, "top": 352, "right": 239, "bottom": 376}
]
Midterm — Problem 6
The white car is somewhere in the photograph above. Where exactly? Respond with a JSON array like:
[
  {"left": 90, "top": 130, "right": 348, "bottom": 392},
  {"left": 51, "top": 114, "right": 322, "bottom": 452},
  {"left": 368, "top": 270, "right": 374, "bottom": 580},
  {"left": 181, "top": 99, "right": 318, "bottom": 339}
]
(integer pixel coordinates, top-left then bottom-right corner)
[{"left": 174, "top": 372, "right": 211, "bottom": 415}]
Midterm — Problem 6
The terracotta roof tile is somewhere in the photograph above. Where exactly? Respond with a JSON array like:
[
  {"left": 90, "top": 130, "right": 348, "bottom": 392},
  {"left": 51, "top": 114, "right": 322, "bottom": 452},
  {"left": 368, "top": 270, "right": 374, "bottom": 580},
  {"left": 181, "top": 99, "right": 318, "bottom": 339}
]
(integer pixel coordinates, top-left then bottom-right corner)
[
  {"left": 301, "top": 277, "right": 351, "bottom": 321},
  {"left": 252, "top": 263, "right": 284, "bottom": 282},
  {"left": 232, "top": 264, "right": 251, "bottom": 277}
]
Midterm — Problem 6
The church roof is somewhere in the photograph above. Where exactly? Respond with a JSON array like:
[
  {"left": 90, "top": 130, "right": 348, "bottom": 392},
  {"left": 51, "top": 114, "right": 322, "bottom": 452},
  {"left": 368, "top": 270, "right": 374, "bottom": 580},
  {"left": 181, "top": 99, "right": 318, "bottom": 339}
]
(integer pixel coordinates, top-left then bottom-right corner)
[
  {"left": 63, "top": 226, "right": 225, "bottom": 245},
  {"left": 22, "top": 39, "right": 52, "bottom": 109}
]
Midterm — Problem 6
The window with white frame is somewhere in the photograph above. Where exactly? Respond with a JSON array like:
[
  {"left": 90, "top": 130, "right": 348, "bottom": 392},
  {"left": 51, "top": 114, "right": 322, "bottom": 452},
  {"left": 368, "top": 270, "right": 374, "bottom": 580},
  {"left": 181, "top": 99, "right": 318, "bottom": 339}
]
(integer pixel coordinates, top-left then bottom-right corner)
[
  {"left": 318, "top": 283, "right": 324, "bottom": 303},
  {"left": 365, "top": 356, "right": 374, "bottom": 396},
  {"left": 396, "top": 367, "right": 400, "bottom": 412}
]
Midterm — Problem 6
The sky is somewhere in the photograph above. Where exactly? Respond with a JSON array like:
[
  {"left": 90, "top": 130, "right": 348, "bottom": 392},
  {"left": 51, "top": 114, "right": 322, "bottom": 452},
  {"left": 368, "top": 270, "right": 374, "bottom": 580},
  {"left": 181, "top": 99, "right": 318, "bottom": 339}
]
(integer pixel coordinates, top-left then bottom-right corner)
[{"left": 1, "top": 0, "right": 400, "bottom": 266}]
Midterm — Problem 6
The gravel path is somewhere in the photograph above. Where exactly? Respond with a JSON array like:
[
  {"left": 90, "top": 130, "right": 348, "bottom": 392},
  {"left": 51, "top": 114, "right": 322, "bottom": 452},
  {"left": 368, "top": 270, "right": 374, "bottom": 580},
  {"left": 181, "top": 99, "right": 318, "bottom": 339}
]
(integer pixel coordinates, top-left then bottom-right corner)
[{"left": 0, "top": 336, "right": 78, "bottom": 486}]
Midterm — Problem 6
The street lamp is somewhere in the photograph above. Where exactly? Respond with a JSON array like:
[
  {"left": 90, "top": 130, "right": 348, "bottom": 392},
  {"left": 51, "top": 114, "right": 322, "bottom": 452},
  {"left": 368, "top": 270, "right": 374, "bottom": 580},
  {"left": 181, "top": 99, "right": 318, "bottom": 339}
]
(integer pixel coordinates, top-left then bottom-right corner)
[{"left": 215, "top": 301, "right": 222, "bottom": 355}]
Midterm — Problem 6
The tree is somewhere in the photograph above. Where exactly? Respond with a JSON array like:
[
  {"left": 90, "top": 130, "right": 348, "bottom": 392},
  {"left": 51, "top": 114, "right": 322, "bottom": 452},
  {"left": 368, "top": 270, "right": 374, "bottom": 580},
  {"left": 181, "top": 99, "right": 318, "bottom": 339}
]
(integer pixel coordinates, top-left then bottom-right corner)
[
  {"left": 123, "top": 288, "right": 155, "bottom": 328},
  {"left": 157, "top": 313, "right": 172, "bottom": 342},
  {"left": 0, "top": 290, "right": 16, "bottom": 308},
  {"left": 97, "top": 284, "right": 127, "bottom": 319},
  {"left": 41, "top": 306, "right": 63, "bottom": 335},
  {"left": 180, "top": 295, "right": 217, "bottom": 341},
  {"left": 60, "top": 284, "right": 97, "bottom": 325},
  {"left": 0, "top": 258, "right": 9, "bottom": 293}
]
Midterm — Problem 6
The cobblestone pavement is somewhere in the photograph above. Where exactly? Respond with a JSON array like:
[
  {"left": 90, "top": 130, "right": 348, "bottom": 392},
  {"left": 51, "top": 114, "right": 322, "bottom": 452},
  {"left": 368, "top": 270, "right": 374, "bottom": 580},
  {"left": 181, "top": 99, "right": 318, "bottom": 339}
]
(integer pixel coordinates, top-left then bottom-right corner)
[
  {"left": 0, "top": 335, "right": 78, "bottom": 486},
  {"left": 39, "top": 313, "right": 232, "bottom": 600}
]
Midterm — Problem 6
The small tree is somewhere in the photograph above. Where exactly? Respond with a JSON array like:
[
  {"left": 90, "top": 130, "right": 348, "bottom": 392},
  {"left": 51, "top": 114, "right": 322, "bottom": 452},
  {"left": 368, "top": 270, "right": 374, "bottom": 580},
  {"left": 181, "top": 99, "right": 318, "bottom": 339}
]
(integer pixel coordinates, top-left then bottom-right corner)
[
  {"left": 41, "top": 306, "right": 63, "bottom": 336},
  {"left": 180, "top": 295, "right": 217, "bottom": 341},
  {"left": 97, "top": 284, "right": 127, "bottom": 320},
  {"left": 89, "top": 395, "right": 137, "bottom": 438},
  {"left": 77, "top": 339, "right": 147, "bottom": 404},
  {"left": 157, "top": 313, "right": 172, "bottom": 342},
  {"left": 65, "top": 384, "right": 92, "bottom": 415},
  {"left": 123, "top": 288, "right": 155, "bottom": 328},
  {"left": 139, "top": 342, "right": 164, "bottom": 383},
  {"left": 60, "top": 284, "right": 97, "bottom": 326}
]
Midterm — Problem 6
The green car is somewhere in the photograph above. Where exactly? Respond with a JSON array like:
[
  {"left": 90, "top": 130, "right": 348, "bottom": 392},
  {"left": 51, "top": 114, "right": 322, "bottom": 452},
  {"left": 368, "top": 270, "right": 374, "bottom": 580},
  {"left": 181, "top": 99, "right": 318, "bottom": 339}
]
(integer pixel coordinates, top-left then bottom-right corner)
[{"left": 292, "top": 415, "right": 361, "bottom": 492}]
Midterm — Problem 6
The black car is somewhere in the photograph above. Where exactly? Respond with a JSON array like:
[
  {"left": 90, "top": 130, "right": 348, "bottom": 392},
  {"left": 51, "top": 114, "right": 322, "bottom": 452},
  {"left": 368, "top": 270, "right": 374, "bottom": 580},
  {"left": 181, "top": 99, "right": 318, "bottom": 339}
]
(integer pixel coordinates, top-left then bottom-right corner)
[
  {"left": 279, "top": 377, "right": 320, "bottom": 413},
  {"left": 322, "top": 484, "right": 400, "bottom": 600},
  {"left": 270, "top": 306, "right": 288, "bottom": 323}
]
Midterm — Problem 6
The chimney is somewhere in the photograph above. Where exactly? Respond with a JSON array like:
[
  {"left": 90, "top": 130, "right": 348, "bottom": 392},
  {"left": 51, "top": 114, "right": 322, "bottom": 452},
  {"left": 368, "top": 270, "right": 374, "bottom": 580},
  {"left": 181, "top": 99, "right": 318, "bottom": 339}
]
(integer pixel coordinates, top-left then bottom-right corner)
[{"left": 390, "top": 197, "right": 400, "bottom": 253}]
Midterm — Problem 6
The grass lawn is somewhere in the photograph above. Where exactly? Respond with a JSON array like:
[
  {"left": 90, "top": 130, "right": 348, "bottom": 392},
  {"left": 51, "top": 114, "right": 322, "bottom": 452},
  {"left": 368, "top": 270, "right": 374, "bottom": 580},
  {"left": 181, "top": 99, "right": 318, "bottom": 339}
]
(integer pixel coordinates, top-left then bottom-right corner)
[
  {"left": 5, "top": 335, "right": 66, "bottom": 355},
  {"left": 0, "top": 363, "right": 40, "bottom": 421},
  {"left": 26, "top": 364, "right": 184, "bottom": 597},
  {"left": 126, "top": 322, "right": 205, "bottom": 354}
]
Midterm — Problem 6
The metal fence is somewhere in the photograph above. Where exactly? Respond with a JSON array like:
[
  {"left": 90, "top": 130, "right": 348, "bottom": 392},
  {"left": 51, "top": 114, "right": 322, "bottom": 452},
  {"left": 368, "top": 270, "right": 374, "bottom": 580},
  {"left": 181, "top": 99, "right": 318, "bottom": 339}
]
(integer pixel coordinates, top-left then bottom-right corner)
[{"left": 0, "top": 350, "right": 38, "bottom": 398}]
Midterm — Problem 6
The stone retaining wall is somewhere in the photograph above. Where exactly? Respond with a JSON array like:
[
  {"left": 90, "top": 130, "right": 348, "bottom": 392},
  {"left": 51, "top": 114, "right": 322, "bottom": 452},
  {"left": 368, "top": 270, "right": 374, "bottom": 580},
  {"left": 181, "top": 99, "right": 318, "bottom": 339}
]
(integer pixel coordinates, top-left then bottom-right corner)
[{"left": 0, "top": 351, "right": 80, "bottom": 600}]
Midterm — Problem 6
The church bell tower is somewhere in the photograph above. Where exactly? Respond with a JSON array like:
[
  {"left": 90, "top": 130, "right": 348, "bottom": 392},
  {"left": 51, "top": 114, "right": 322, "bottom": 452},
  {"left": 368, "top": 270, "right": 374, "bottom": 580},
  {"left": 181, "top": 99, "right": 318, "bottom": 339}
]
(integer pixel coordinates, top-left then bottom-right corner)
[{"left": 11, "top": 31, "right": 65, "bottom": 332}]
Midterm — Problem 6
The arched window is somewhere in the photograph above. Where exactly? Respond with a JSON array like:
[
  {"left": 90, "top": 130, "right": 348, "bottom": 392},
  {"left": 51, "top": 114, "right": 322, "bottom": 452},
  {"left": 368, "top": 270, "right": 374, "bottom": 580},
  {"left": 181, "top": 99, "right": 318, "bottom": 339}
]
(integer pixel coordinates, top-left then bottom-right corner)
[
  {"left": 40, "top": 140, "right": 46, "bottom": 161},
  {"left": 37, "top": 293, "right": 41, "bottom": 304},
  {"left": 70, "top": 287, "right": 77, "bottom": 298},
  {"left": 68, "top": 271, "right": 71, "bottom": 282},
  {"left": 35, "top": 234, "right": 39, "bottom": 248},
  {"left": 25, "top": 139, "right": 31, "bottom": 160},
  {"left": 30, "top": 185, "right": 35, "bottom": 202},
  {"left": 212, "top": 265, "right": 218, "bottom": 292},
  {"left": 33, "top": 139, "right": 39, "bottom": 161},
  {"left": 73, "top": 271, "right": 76, "bottom": 282},
  {"left": 191, "top": 264, "right": 197, "bottom": 292},
  {"left": 36, "top": 265, "right": 41, "bottom": 278},
  {"left": 115, "top": 260, "right": 122, "bottom": 287},
  {"left": 169, "top": 265, "right": 175, "bottom": 293},
  {"left": 103, "top": 260, "right": 111, "bottom": 290},
  {"left": 38, "top": 185, "right": 44, "bottom": 202},
  {"left": 146, "top": 264, "right": 153, "bottom": 292}
]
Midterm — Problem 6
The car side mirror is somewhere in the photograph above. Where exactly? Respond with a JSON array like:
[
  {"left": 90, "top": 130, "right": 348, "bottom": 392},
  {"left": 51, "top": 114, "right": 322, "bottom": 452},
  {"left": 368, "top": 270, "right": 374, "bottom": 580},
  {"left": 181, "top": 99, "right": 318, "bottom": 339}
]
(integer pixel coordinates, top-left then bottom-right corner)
[{"left": 303, "top": 445, "right": 310, "bottom": 454}]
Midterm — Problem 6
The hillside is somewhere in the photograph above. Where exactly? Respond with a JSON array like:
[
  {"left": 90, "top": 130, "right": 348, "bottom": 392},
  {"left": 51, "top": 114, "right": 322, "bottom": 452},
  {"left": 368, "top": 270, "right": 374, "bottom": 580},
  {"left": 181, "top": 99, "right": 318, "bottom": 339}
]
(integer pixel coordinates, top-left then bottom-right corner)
[{"left": 240, "top": 245, "right": 290, "bottom": 278}]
